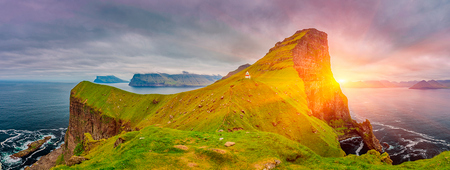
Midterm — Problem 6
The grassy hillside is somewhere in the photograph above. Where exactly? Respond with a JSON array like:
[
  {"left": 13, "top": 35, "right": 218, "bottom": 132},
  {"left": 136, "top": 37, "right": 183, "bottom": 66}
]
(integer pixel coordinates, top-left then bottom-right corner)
[
  {"left": 52, "top": 125, "right": 449, "bottom": 170},
  {"left": 70, "top": 30, "right": 343, "bottom": 157},
  {"left": 59, "top": 29, "right": 450, "bottom": 169}
]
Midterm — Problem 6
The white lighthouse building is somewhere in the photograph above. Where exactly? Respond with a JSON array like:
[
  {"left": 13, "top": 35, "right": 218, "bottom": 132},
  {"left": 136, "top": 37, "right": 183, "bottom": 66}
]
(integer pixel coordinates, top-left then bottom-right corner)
[{"left": 245, "top": 71, "right": 251, "bottom": 79}]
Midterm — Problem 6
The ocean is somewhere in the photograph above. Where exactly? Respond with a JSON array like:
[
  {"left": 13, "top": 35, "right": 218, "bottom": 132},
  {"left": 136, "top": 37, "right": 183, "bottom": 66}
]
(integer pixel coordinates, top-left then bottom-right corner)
[
  {"left": 341, "top": 87, "right": 450, "bottom": 164},
  {"left": 1, "top": 82, "right": 449, "bottom": 169},
  {"left": 0, "top": 81, "right": 201, "bottom": 170},
  {"left": 0, "top": 81, "right": 74, "bottom": 170}
]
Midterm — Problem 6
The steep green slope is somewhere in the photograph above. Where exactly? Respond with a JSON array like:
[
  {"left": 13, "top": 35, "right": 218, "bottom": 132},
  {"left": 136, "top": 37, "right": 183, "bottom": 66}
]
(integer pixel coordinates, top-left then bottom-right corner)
[
  {"left": 52, "top": 126, "right": 449, "bottom": 170},
  {"left": 69, "top": 29, "right": 343, "bottom": 157},
  {"left": 47, "top": 28, "right": 450, "bottom": 169}
]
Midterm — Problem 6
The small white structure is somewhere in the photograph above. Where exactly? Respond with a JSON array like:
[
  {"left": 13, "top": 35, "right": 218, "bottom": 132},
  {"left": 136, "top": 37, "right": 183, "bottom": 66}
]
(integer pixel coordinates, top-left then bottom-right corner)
[{"left": 245, "top": 71, "right": 251, "bottom": 79}]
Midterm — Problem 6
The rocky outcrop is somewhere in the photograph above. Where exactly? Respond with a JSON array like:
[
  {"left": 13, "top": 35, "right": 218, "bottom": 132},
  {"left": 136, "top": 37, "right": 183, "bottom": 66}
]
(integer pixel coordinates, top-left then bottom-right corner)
[
  {"left": 11, "top": 136, "right": 51, "bottom": 159},
  {"left": 66, "top": 156, "right": 88, "bottom": 166},
  {"left": 355, "top": 119, "right": 382, "bottom": 152},
  {"left": 30, "top": 95, "right": 131, "bottom": 168},
  {"left": 275, "top": 28, "right": 382, "bottom": 152},
  {"left": 27, "top": 147, "right": 62, "bottom": 170},
  {"left": 63, "top": 96, "right": 124, "bottom": 158},
  {"left": 291, "top": 29, "right": 351, "bottom": 123},
  {"left": 221, "top": 64, "right": 251, "bottom": 80}
]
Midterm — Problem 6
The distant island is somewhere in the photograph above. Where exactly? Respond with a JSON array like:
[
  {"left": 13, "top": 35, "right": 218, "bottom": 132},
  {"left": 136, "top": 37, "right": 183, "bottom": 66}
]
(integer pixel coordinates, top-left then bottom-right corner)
[
  {"left": 409, "top": 80, "right": 449, "bottom": 89},
  {"left": 93, "top": 75, "right": 128, "bottom": 83},
  {"left": 128, "top": 72, "right": 222, "bottom": 87},
  {"left": 341, "top": 80, "right": 418, "bottom": 88},
  {"left": 341, "top": 80, "right": 450, "bottom": 89}
]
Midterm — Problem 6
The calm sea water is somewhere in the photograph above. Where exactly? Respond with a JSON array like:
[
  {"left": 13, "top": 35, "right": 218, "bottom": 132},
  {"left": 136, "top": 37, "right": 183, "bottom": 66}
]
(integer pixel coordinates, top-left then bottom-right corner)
[
  {"left": 1, "top": 82, "right": 449, "bottom": 168},
  {"left": 342, "top": 87, "right": 450, "bottom": 164},
  {"left": 98, "top": 83, "right": 202, "bottom": 94},
  {"left": 0, "top": 81, "right": 200, "bottom": 170}
]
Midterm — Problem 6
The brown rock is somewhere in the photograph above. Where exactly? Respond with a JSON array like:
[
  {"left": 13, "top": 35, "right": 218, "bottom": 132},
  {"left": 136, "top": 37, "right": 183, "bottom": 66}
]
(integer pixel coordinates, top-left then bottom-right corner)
[
  {"left": 211, "top": 148, "right": 227, "bottom": 154},
  {"left": 152, "top": 99, "right": 159, "bottom": 104},
  {"left": 173, "top": 145, "right": 189, "bottom": 151},
  {"left": 66, "top": 156, "right": 88, "bottom": 166},
  {"left": 27, "top": 147, "right": 63, "bottom": 170},
  {"left": 10, "top": 136, "right": 52, "bottom": 159},
  {"left": 356, "top": 119, "right": 383, "bottom": 152},
  {"left": 114, "top": 137, "right": 125, "bottom": 148},
  {"left": 287, "top": 28, "right": 382, "bottom": 153},
  {"left": 264, "top": 162, "right": 276, "bottom": 170},
  {"left": 224, "top": 142, "right": 235, "bottom": 147},
  {"left": 382, "top": 142, "right": 390, "bottom": 149},
  {"left": 187, "top": 162, "right": 198, "bottom": 167},
  {"left": 65, "top": 96, "right": 122, "bottom": 158},
  {"left": 275, "top": 159, "right": 281, "bottom": 165},
  {"left": 292, "top": 28, "right": 350, "bottom": 123}
]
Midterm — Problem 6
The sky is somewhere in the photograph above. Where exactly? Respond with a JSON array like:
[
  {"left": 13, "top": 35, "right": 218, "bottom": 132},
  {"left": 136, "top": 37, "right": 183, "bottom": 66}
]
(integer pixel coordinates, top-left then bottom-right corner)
[{"left": 1, "top": 0, "right": 449, "bottom": 82}]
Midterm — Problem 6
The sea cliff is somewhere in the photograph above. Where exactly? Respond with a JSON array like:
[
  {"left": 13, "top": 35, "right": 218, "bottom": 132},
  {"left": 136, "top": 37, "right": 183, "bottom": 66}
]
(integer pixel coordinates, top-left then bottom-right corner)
[{"left": 28, "top": 28, "right": 450, "bottom": 169}]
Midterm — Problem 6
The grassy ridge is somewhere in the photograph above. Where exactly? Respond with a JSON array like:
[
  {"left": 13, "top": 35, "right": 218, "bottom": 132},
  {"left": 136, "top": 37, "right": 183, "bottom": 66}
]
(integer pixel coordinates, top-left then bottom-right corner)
[
  {"left": 79, "top": 37, "right": 340, "bottom": 157},
  {"left": 62, "top": 29, "right": 450, "bottom": 169},
  {"left": 53, "top": 125, "right": 450, "bottom": 169},
  {"left": 69, "top": 28, "right": 344, "bottom": 158}
]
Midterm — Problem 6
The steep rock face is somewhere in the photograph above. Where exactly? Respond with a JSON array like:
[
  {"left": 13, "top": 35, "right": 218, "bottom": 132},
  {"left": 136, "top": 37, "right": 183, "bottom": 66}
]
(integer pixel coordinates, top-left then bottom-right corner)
[
  {"left": 272, "top": 28, "right": 382, "bottom": 152},
  {"left": 291, "top": 29, "right": 351, "bottom": 122},
  {"left": 62, "top": 96, "right": 126, "bottom": 161}
]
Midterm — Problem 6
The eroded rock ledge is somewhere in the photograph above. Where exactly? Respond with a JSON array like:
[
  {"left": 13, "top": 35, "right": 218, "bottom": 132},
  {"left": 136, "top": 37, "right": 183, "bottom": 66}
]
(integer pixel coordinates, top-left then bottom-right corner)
[{"left": 10, "top": 136, "right": 51, "bottom": 159}]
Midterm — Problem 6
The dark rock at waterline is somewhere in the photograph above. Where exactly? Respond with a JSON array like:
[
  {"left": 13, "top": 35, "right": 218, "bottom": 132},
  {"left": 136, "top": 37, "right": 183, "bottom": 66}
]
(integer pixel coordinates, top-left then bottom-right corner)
[
  {"left": 27, "top": 147, "right": 63, "bottom": 170},
  {"left": 10, "top": 136, "right": 52, "bottom": 159},
  {"left": 382, "top": 142, "right": 390, "bottom": 150}
]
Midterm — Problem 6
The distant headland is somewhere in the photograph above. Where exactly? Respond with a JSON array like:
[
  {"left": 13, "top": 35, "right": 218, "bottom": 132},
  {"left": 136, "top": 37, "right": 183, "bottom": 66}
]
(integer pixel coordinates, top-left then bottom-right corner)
[
  {"left": 128, "top": 72, "right": 221, "bottom": 87},
  {"left": 93, "top": 75, "right": 128, "bottom": 83}
]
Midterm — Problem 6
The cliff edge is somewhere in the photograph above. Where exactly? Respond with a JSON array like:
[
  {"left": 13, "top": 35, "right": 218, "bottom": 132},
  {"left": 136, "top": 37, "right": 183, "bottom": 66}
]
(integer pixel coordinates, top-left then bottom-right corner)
[{"left": 32, "top": 28, "right": 385, "bottom": 169}]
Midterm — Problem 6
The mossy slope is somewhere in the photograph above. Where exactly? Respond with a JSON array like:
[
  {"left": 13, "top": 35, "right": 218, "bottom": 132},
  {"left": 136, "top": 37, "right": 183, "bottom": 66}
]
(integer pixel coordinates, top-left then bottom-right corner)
[
  {"left": 53, "top": 126, "right": 450, "bottom": 170},
  {"left": 61, "top": 29, "right": 450, "bottom": 169},
  {"left": 71, "top": 30, "right": 343, "bottom": 157}
]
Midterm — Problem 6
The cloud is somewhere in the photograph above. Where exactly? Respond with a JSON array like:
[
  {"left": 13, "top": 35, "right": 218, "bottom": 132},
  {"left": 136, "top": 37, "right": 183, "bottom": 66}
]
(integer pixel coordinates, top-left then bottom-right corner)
[{"left": 0, "top": 0, "right": 449, "bottom": 81}]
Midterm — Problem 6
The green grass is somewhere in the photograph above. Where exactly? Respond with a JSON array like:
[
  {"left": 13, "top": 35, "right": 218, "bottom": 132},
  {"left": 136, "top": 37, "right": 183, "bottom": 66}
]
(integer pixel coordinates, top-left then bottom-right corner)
[
  {"left": 60, "top": 29, "right": 450, "bottom": 169},
  {"left": 52, "top": 126, "right": 450, "bottom": 170},
  {"left": 73, "top": 143, "right": 84, "bottom": 156}
]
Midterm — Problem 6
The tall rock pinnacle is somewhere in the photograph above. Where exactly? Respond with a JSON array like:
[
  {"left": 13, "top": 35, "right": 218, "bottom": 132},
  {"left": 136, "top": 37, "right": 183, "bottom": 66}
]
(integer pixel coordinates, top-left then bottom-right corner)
[{"left": 292, "top": 28, "right": 350, "bottom": 122}]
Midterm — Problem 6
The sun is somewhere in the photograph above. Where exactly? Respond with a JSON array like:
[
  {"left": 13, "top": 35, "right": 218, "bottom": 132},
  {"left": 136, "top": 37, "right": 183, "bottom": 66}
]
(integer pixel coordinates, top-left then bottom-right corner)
[{"left": 338, "top": 79, "right": 346, "bottom": 83}]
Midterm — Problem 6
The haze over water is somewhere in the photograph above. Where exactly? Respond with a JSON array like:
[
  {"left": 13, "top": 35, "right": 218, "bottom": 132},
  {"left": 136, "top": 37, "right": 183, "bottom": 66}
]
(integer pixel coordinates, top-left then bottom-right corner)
[
  {"left": 2, "top": 81, "right": 450, "bottom": 169},
  {"left": 343, "top": 87, "right": 450, "bottom": 164}
]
